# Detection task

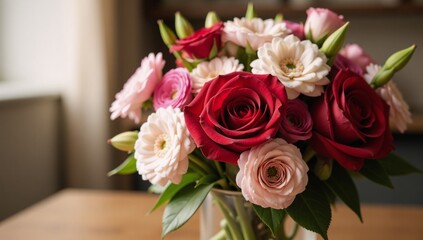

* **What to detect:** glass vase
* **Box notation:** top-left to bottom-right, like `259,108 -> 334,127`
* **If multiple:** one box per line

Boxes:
200,188 -> 316,240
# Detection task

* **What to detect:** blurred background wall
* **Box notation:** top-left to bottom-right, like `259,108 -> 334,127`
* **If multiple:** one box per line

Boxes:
0,0 -> 422,220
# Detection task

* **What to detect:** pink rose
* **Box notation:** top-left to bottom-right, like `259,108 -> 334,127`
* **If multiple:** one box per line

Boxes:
184,72 -> 287,165
339,44 -> 374,73
284,20 -> 305,40
304,8 -> 345,43
236,138 -> 309,209
278,99 -> 313,143
110,53 -> 165,124
153,68 -> 193,110
170,22 -> 223,59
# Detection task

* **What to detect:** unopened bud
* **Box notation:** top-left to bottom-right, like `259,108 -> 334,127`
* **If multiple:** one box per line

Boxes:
158,20 -> 177,46
175,12 -> 194,39
245,3 -> 257,20
205,11 -> 220,28
274,13 -> 284,22
208,40 -> 218,59
370,68 -> 395,88
384,44 -> 416,72
320,22 -> 350,58
371,45 -> 416,88
314,156 -> 333,181
108,131 -> 138,152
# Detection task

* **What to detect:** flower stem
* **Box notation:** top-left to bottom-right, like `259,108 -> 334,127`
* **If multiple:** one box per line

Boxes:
189,153 -> 216,174
213,161 -> 225,179
226,174 -> 240,191
215,178 -> 230,190
210,229 -> 226,240
213,193 -> 243,240
234,197 -> 256,240
188,159 -> 208,176
222,220 -> 234,240
303,146 -> 315,162
213,161 -> 231,190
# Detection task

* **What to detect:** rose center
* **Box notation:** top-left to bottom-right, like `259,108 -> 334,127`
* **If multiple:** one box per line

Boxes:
266,166 -> 280,181
154,133 -> 170,157
287,115 -> 300,126
171,89 -> 179,100
280,58 -> 304,78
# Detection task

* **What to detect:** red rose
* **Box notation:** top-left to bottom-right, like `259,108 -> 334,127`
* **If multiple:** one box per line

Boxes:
184,72 -> 288,164
278,99 -> 313,143
170,22 -> 223,59
309,69 -> 394,171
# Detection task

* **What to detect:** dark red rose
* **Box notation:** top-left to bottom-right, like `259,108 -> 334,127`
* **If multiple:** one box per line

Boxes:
184,72 -> 288,164
170,22 -> 223,59
309,69 -> 394,171
278,99 -> 313,143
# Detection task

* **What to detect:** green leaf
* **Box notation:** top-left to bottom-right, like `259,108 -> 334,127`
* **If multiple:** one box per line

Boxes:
150,173 -> 200,213
107,154 -> 137,176
162,183 -> 214,238
320,181 -> 337,205
195,174 -> 218,188
360,160 -> 393,188
286,174 -> 331,240
326,162 -> 362,222
379,153 -> 422,176
252,204 -> 285,237
208,40 -> 218,59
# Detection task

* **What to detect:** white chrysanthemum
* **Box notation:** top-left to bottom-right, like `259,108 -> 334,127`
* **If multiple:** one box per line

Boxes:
190,57 -> 244,94
134,107 -> 196,186
251,35 -> 330,99
223,17 -> 290,51
364,64 -> 412,133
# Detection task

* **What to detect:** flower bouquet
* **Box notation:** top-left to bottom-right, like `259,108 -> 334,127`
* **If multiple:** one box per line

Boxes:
108,4 -> 420,240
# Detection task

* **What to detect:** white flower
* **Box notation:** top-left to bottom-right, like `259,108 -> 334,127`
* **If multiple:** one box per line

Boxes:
223,17 -> 290,51
236,138 -> 308,209
251,35 -> 330,99
190,57 -> 244,94
365,64 -> 412,133
134,107 -> 195,186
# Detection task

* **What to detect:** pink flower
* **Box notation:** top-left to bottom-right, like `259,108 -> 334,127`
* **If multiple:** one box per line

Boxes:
236,138 -> 308,209
153,68 -> 193,110
334,54 -> 364,77
284,20 -> 305,40
304,8 -> 345,42
340,44 -> 374,73
110,53 -> 165,124
279,99 -> 313,143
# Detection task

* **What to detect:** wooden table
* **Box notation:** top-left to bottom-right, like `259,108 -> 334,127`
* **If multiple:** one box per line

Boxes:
0,189 -> 422,240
